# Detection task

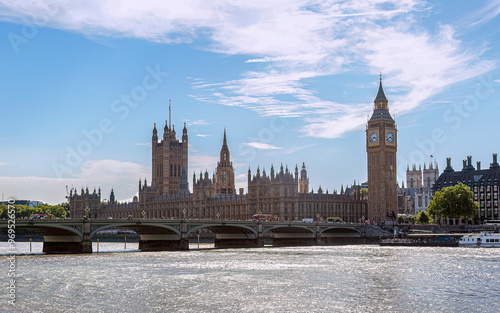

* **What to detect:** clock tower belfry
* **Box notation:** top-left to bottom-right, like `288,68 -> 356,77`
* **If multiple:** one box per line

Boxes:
366,75 -> 398,222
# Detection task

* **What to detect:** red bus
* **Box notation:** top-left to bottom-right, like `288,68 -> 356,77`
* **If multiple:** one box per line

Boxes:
252,214 -> 276,221
30,213 -> 50,219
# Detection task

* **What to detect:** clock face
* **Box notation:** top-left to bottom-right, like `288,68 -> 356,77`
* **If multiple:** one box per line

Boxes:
369,131 -> 378,144
386,131 -> 394,144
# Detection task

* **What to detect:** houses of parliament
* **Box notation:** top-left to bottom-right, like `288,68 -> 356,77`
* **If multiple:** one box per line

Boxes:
70,78 -> 397,222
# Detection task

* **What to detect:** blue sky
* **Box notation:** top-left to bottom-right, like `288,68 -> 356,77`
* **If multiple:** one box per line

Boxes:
0,0 -> 499,204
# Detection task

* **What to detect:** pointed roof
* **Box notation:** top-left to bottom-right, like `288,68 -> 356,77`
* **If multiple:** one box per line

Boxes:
374,74 -> 388,102
369,74 -> 393,122
223,128 -> 227,147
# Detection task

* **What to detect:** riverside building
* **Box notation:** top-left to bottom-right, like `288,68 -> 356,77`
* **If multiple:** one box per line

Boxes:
434,154 -> 500,222
70,107 -> 367,222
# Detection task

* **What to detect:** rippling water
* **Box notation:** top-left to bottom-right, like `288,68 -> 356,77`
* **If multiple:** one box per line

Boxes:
1,243 -> 499,312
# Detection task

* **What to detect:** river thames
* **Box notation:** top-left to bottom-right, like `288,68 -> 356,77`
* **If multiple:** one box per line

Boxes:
1,243 -> 499,312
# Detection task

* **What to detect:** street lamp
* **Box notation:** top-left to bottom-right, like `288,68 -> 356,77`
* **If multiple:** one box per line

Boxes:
216,212 -> 220,220
274,215 -> 278,222
141,210 -> 145,218
183,208 -> 187,219
316,213 -> 320,221
85,207 -> 89,219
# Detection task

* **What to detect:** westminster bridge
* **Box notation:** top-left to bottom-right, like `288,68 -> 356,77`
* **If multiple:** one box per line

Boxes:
0,218 -> 390,253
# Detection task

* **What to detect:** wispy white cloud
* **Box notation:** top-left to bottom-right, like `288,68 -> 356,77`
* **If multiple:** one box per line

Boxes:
0,0 -> 496,139
73,159 -> 149,201
185,119 -> 216,126
0,176 -> 84,204
186,1 -> 495,138
235,173 -> 247,180
136,142 -> 152,147
457,0 -> 500,28
0,162 -> 7,166
0,159 -> 148,204
286,143 -> 319,154
190,154 -> 219,177
244,142 -> 282,150
196,134 -> 210,137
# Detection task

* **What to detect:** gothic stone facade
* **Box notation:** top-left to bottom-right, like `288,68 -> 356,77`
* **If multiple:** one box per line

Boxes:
70,107 -> 367,222
400,162 -> 439,215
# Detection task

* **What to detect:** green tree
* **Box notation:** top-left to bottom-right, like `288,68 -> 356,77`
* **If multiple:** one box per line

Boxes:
416,210 -> 433,224
407,215 -> 416,224
327,217 -> 343,223
360,188 -> 368,200
34,204 -> 67,219
428,183 -> 478,219
397,215 -> 404,223
59,202 -> 70,217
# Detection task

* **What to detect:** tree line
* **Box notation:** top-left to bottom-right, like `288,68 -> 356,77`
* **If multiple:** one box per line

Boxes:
0,203 -> 70,219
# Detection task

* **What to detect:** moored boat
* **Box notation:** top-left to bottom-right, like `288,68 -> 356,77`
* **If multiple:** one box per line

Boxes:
459,232 -> 500,247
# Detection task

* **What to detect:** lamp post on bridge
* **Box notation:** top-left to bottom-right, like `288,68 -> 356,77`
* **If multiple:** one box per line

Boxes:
141,210 -> 145,219
216,212 -> 220,220
84,207 -> 89,219
183,208 -> 187,220
316,213 -> 320,222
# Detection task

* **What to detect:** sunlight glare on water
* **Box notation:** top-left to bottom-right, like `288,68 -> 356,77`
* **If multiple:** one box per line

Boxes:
1,244 -> 498,313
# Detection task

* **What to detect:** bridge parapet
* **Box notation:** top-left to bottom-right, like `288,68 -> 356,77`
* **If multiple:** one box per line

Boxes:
0,219 -> 372,253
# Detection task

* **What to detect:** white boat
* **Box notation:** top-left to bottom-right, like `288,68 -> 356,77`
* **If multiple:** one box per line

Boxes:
459,232 -> 500,247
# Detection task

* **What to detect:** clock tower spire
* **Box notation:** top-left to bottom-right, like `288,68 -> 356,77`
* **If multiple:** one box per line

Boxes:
366,75 -> 398,222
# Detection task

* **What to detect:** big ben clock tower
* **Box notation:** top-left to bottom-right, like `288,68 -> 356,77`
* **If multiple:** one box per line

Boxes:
366,75 -> 398,222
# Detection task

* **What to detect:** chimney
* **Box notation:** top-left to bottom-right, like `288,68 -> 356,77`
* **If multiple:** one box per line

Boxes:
444,157 -> 454,172
462,159 -> 467,171
477,161 -> 481,170
491,153 -> 499,169
466,156 -> 474,170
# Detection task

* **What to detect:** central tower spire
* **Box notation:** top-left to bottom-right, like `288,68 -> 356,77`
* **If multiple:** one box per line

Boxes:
169,99 -> 172,131
223,127 -> 227,148
216,128 -> 235,194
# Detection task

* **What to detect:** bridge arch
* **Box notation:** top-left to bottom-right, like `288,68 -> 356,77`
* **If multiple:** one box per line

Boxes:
187,224 -> 258,238
320,227 -> 361,237
1,223 -> 84,240
262,225 -> 316,236
90,223 -> 181,239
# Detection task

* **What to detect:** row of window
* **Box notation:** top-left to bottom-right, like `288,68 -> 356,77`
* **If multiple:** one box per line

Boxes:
154,163 -> 185,177
250,188 -> 296,197
440,181 -> 499,189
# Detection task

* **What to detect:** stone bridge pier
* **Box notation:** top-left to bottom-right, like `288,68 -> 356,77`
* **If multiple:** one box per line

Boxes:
28,219 -> 93,254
